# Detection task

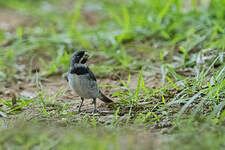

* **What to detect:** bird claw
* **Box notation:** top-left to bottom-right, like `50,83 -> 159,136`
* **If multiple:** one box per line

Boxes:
93,109 -> 98,114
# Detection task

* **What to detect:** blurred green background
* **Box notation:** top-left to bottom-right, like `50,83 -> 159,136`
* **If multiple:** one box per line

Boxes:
0,0 -> 224,79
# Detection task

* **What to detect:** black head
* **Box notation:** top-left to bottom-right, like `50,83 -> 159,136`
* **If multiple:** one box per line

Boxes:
70,50 -> 89,65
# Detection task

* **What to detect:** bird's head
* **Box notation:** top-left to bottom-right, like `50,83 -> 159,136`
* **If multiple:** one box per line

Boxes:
70,50 -> 89,65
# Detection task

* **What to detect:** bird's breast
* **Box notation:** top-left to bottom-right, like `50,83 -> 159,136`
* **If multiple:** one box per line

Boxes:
68,73 -> 100,99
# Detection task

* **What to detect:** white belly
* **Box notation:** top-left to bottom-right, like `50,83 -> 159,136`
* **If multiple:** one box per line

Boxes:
68,73 -> 100,99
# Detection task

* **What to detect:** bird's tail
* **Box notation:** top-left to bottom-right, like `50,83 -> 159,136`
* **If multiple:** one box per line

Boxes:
99,91 -> 113,103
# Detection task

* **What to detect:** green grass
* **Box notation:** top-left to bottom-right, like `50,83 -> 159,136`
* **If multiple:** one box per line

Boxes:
1,0 -> 225,149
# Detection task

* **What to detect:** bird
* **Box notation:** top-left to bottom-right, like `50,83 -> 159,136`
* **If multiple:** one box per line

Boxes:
65,50 -> 113,113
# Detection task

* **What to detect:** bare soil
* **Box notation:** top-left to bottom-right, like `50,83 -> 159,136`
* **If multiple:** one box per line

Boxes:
0,8 -> 34,32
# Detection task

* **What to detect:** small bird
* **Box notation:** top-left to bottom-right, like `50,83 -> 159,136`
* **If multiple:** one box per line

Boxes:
65,50 -> 113,113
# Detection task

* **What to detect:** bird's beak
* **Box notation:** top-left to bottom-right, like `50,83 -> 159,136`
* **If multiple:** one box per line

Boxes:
79,51 -> 89,64
84,51 -> 89,59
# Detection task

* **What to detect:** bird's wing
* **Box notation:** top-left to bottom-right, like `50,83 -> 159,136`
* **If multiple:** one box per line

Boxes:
86,67 -> 97,81
70,64 -> 96,81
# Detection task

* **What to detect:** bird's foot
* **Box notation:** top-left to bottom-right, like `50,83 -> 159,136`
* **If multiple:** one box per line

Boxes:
93,109 -> 98,114
78,107 -> 83,113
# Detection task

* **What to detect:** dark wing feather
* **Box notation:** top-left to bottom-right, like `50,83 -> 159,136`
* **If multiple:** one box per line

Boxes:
87,67 -> 96,81
70,64 -> 96,81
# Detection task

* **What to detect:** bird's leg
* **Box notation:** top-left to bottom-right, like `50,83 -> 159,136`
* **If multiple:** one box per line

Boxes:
93,98 -> 97,113
78,97 -> 84,113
